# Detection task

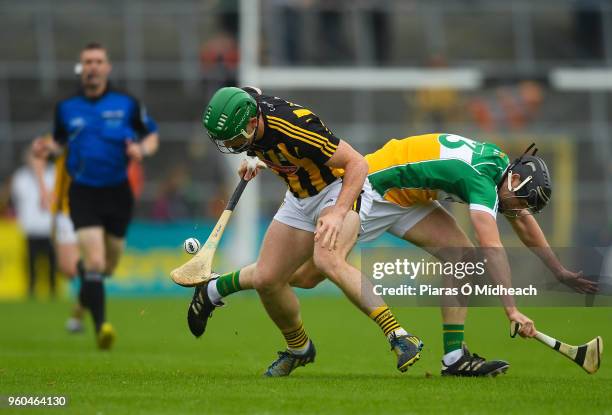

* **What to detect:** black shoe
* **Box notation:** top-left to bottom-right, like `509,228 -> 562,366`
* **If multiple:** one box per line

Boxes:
441,343 -> 509,377
187,274 -> 222,338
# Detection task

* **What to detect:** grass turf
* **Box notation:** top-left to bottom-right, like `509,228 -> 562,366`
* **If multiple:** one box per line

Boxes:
0,295 -> 610,414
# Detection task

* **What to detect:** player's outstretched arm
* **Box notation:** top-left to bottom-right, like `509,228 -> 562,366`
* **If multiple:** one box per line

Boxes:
506,214 -> 597,294
470,210 -> 537,337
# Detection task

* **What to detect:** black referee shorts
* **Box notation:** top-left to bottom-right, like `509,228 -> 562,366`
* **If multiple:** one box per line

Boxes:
69,181 -> 134,238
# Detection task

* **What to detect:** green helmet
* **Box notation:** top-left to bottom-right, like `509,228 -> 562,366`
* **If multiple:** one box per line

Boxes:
202,87 -> 258,153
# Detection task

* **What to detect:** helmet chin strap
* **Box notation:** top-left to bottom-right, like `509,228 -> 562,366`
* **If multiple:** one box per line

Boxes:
239,108 -> 260,152
224,111 -> 260,154
240,127 -> 255,141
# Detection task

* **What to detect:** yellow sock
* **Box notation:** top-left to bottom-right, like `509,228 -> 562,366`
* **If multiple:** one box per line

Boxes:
370,306 -> 401,337
282,323 -> 310,354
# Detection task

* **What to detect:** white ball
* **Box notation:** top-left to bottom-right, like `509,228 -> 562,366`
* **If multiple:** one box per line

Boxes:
183,237 -> 201,255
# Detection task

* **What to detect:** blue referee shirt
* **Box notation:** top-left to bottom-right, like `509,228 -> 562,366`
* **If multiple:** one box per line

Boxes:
53,86 -> 158,187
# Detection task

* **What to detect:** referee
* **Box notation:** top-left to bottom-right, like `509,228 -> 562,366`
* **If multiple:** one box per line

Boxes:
53,42 -> 159,349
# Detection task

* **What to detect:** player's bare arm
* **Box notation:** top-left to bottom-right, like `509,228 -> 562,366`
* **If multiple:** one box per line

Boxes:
315,140 -> 368,250
507,214 -> 597,293
470,210 -> 536,337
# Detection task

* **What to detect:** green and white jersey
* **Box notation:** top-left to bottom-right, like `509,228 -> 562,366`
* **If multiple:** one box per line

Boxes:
365,133 -> 510,218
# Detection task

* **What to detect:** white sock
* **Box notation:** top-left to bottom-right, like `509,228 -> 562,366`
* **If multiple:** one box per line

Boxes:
65,317 -> 83,332
288,340 -> 311,355
206,279 -> 223,305
443,349 -> 463,366
387,327 -> 408,341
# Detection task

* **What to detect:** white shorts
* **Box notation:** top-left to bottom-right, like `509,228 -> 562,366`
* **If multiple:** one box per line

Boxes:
274,179 -> 346,233
273,178 -> 439,242
358,184 -> 440,242
55,213 -> 77,245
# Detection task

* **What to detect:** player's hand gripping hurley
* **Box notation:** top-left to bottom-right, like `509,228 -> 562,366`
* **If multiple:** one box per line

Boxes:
171,178 -> 249,287
510,321 -> 603,374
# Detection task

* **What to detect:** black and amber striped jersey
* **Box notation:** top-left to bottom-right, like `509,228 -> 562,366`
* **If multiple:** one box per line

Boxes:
244,88 -> 343,198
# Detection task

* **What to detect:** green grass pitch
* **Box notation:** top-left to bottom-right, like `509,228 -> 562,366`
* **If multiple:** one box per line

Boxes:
1,294 -> 610,414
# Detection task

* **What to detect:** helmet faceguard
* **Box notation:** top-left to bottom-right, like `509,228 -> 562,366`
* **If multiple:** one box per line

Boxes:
499,144 -> 552,218
208,114 -> 260,154
202,87 -> 259,154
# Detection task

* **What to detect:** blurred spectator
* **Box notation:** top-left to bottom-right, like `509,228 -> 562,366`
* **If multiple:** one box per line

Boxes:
151,164 -> 191,221
268,0 -> 313,65
408,54 -> 463,131
573,0 -> 604,60
315,1 -> 351,64
469,80 -> 544,132
10,150 -> 56,298
268,0 -> 390,66
316,0 -> 390,65
357,0 -> 391,65
200,32 -> 239,96
185,133 -> 230,220
206,187 -> 230,219
200,7 -> 239,98
218,0 -> 239,37
127,160 -> 145,201
0,175 -> 12,217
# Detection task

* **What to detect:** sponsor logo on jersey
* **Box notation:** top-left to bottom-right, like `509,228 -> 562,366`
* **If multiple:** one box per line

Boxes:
102,110 -> 125,119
